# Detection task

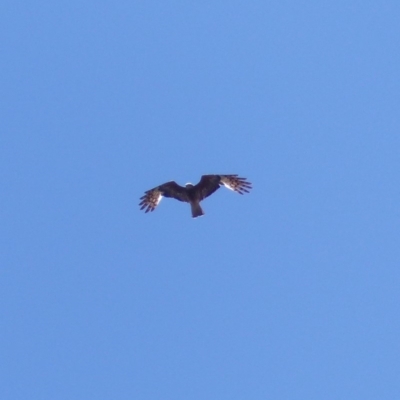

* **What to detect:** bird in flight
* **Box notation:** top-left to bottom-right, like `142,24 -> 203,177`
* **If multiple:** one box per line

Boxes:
139,174 -> 252,218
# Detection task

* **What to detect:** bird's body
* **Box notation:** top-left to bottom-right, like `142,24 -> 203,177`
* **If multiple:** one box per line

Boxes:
139,174 -> 252,218
182,183 -> 204,217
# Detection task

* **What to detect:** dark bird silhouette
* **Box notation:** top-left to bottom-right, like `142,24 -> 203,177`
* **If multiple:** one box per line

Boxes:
139,174 -> 252,218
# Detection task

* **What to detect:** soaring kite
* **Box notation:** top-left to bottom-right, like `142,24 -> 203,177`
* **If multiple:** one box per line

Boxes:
139,174 -> 252,218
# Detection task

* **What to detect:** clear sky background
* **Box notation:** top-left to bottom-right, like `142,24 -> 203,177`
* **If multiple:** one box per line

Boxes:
1,1 -> 399,399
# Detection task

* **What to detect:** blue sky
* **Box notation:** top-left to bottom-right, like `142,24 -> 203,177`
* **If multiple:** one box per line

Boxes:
1,1 -> 400,399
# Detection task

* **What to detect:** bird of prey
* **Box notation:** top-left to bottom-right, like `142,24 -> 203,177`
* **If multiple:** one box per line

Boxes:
139,174 -> 252,218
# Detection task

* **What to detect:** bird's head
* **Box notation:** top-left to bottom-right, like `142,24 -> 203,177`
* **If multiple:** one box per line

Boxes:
185,183 -> 194,188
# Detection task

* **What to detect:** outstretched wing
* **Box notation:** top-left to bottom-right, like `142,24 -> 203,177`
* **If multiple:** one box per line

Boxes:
139,181 -> 189,213
194,174 -> 252,200
220,174 -> 252,194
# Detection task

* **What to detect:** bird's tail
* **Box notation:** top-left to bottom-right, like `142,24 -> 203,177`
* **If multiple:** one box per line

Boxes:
191,201 -> 204,218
